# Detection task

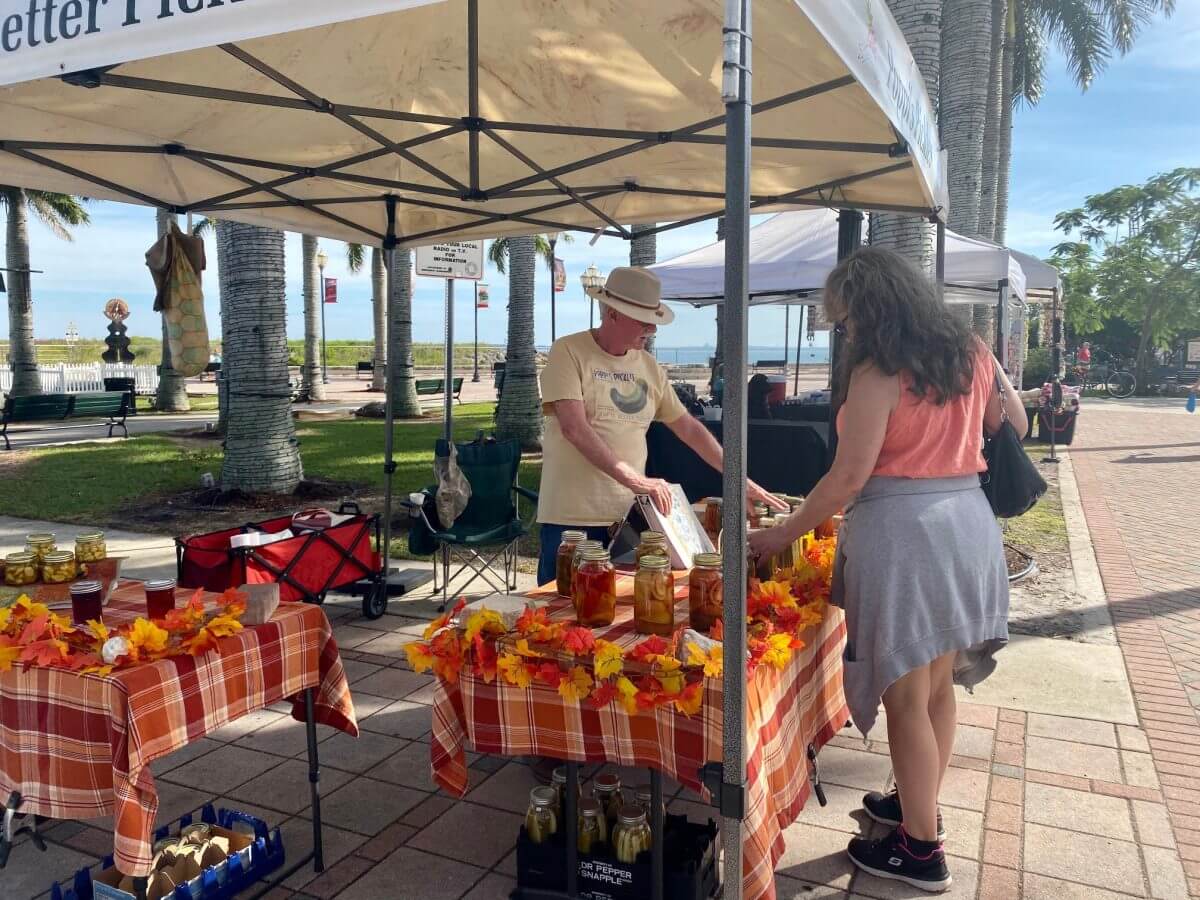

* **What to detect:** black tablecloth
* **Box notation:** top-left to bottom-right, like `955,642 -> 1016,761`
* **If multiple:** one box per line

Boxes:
645,418 -> 832,501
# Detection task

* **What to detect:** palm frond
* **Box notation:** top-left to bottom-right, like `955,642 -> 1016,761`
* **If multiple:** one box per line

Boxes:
487,238 -> 509,275
191,217 -> 215,237
26,191 -> 90,241
347,242 -> 365,273
1097,0 -> 1174,54
1034,0 -> 1110,89
1012,2 -> 1047,106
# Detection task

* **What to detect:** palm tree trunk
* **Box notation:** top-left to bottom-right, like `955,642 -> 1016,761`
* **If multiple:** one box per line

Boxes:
495,235 -> 542,448
630,224 -> 658,352
993,12 -> 1015,245
3,187 -> 40,397
388,247 -> 422,418
220,222 -> 303,493
978,0 -> 1007,239
370,247 -> 388,392
940,0 -> 992,237
869,0 -> 940,272
215,220 -> 233,433
300,235 -> 326,401
154,209 -> 191,412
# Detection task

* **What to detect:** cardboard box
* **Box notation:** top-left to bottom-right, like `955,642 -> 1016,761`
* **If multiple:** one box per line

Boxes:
91,825 -> 254,900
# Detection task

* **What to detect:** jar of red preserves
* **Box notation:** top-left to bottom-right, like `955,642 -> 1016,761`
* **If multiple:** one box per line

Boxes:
573,547 -> 616,628
555,530 -> 586,597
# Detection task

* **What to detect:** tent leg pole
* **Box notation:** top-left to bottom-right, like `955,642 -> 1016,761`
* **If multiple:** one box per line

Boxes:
380,198 -> 399,585
828,210 -> 863,460
935,219 -> 946,300
720,0 -> 752,897
794,305 -> 803,396
445,279 -> 454,442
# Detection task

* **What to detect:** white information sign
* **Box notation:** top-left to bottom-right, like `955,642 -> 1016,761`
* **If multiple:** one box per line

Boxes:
415,241 -> 484,280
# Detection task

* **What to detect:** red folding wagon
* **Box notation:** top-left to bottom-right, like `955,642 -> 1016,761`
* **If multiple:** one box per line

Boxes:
176,504 -> 389,619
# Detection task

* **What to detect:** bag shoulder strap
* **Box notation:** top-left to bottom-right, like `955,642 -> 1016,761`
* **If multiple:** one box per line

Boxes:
991,356 -> 1009,425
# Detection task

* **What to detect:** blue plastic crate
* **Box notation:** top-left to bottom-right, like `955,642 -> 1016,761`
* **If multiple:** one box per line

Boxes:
49,804 -> 285,900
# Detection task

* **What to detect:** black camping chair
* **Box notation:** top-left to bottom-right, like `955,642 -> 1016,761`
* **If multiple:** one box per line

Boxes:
404,436 -> 537,610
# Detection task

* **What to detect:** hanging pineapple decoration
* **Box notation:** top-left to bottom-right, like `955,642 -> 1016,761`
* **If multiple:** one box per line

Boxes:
101,297 -> 135,364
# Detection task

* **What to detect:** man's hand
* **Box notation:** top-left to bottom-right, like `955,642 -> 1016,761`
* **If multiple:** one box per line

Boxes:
629,475 -> 674,515
747,479 -> 789,512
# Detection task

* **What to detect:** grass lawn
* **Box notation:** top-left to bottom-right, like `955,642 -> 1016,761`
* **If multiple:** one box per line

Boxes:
1000,443 -> 1069,555
141,393 -> 220,414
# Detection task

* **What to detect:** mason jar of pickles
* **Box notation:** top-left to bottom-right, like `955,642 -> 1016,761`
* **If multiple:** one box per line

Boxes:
4,551 -> 38,586
634,555 -> 675,636
591,773 -> 624,830
688,553 -> 723,632
612,808 -> 652,864
525,786 -> 558,845
577,798 -> 606,854
551,765 -> 582,822
41,550 -> 77,584
25,533 -> 56,563
555,530 -> 586,597
74,532 -> 107,563
573,547 -> 616,628
634,531 -> 668,565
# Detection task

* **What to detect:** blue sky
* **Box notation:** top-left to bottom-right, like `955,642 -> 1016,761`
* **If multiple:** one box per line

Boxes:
5,4 -> 1196,349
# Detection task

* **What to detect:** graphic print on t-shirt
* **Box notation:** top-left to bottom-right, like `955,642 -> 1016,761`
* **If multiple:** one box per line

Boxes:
591,368 -> 651,422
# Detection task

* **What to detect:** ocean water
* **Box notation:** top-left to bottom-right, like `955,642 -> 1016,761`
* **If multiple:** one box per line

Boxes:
652,346 -> 830,366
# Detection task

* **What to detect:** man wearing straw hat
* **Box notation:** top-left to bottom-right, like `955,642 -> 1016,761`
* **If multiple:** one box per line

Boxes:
535,266 -> 783,587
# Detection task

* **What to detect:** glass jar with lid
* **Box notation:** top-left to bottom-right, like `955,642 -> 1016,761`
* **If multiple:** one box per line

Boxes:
41,550 -> 77,584
555,530 -> 586,597
525,786 -> 558,845
69,580 -> 104,625
577,798 -> 606,853
703,497 -> 723,535
591,773 -> 624,829
633,783 -> 667,823
633,555 -> 675,636
25,532 -> 56,563
612,807 -> 652,864
688,553 -> 723,632
74,532 -> 107,563
573,547 -> 616,628
4,551 -> 38,586
551,765 -> 582,821
634,531 -> 668,565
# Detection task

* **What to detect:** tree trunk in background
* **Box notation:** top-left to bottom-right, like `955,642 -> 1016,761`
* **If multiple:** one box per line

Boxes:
370,247 -> 387,391
495,236 -> 542,448
630,223 -> 658,353
154,209 -> 191,411
3,187 -> 40,397
978,0 -> 1007,239
940,0 -> 991,237
215,219 -> 234,433
869,0 -> 940,272
300,235 -> 326,401
388,247 -> 422,418
994,11 -> 1015,245
220,223 -> 303,493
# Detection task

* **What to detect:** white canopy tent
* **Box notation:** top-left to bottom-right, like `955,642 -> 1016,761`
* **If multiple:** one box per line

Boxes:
0,2 -> 948,896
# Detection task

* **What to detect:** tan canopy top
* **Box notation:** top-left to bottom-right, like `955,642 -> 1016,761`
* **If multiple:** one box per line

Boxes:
0,0 -> 946,247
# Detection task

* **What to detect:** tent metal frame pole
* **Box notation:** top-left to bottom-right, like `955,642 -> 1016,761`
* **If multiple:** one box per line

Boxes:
445,278 -> 455,442
718,0 -> 752,895
794,305 -> 804,395
827,209 -> 863,459
784,304 -> 790,384
935,219 -> 947,300
467,0 -> 481,197
380,196 -> 399,589
995,278 -> 1010,367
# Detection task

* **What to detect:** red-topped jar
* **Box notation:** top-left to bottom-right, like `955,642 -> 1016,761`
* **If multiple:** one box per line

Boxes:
144,578 -> 177,620
69,580 -> 104,626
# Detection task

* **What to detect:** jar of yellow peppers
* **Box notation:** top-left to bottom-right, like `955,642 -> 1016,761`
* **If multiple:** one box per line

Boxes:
4,551 -> 38,587
75,532 -> 107,563
25,532 -> 56,562
41,550 -> 78,584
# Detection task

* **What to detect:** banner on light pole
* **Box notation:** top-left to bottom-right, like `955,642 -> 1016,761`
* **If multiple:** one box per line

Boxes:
323,278 -> 338,303
477,284 -> 490,308
553,258 -> 566,293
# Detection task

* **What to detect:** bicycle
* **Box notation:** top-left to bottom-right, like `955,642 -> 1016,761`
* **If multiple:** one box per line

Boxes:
1063,351 -> 1137,398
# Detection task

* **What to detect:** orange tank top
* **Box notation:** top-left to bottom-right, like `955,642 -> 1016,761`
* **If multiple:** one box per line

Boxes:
841,342 -> 993,479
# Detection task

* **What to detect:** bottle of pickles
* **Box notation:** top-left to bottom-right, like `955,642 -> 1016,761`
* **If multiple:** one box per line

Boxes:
577,798 -> 606,854
525,786 -> 558,845
633,555 -> 675,636
612,808 -> 652,864
591,773 -> 624,831
634,531 -> 668,564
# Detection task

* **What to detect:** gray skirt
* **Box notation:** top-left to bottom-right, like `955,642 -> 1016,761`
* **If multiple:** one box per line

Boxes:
831,475 -> 1009,736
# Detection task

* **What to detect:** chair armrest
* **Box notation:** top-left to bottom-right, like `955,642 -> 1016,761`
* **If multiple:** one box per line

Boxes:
513,485 -> 539,503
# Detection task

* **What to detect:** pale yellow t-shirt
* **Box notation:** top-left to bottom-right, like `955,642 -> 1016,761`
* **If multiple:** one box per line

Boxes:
537,330 -> 687,526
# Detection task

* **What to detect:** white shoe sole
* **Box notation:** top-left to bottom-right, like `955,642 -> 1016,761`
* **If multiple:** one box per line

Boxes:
848,855 -> 953,893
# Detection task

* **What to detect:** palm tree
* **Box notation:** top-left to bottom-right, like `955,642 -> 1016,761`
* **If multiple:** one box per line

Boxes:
869,0 -> 941,272
493,235 -> 542,448
220,222 -> 303,493
388,246 -> 422,418
192,217 -> 232,431
486,233 -> 573,277
978,0 -> 1009,240
941,0 -> 993,240
154,209 -> 192,412
300,235 -> 326,401
348,243 -> 388,392
2,188 -> 89,396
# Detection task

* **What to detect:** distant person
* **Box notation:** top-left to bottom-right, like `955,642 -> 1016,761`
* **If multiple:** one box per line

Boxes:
748,373 -> 773,419
1077,341 -> 1092,368
749,247 -> 1026,893
710,364 -> 725,406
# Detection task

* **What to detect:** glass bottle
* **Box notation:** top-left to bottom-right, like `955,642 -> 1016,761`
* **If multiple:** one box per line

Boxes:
573,547 -> 616,628
25,532 -> 56,563
612,807 -> 652,864
571,539 -> 603,594
551,765 -> 581,821
634,530 -> 668,565
40,550 -> 77,584
633,555 -> 675,636
577,798 -> 606,854
555,530 -> 586,597
688,553 -> 723,632
4,551 -> 38,586
633,783 -> 667,823
74,532 -> 107,563
591,773 -> 624,830
525,786 -> 558,845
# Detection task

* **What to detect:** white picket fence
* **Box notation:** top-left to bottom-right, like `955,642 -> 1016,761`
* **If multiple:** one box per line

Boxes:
0,363 -> 160,395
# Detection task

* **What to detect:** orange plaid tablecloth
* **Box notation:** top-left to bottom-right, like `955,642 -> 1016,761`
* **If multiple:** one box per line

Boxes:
431,574 -> 849,900
0,581 -> 357,877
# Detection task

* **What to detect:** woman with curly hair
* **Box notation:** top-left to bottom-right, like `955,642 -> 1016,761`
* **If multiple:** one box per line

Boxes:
749,247 -> 1026,892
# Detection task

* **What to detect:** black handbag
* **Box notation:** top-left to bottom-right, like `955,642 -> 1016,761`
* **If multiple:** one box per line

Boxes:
980,363 -> 1047,518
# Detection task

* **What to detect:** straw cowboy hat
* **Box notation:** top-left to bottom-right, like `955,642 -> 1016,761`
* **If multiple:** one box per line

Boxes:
584,266 -> 676,325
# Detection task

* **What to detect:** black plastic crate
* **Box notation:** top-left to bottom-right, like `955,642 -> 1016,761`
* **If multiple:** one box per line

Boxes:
1037,407 -> 1078,445
515,814 -> 719,900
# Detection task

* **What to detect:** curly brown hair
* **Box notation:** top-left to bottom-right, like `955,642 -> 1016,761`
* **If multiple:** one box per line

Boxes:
824,246 -> 977,405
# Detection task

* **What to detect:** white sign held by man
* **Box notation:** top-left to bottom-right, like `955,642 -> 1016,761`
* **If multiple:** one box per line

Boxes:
415,241 -> 484,280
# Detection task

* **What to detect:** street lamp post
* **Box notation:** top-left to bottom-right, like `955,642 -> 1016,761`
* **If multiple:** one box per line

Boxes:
580,264 -> 603,330
472,281 -> 481,383
548,232 -> 559,342
316,247 -> 329,384
64,322 -> 79,363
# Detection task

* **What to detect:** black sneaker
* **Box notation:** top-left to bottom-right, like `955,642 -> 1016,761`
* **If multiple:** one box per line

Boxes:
847,826 -> 952,893
862,789 -> 946,841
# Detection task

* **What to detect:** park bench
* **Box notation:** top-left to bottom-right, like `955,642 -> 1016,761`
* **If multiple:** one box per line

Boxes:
415,377 -> 464,403
753,358 -> 788,372
356,360 -> 375,379
1,391 -> 130,450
